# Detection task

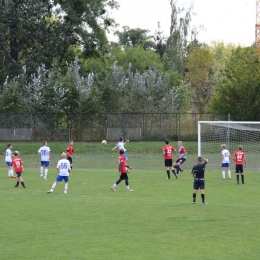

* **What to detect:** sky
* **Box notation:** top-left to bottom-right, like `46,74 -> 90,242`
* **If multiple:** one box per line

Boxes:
108,0 -> 256,46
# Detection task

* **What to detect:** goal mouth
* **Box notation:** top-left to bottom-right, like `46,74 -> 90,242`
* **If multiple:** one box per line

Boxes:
198,121 -> 260,171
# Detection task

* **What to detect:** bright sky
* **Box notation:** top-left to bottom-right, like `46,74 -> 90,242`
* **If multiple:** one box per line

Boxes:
109,0 -> 255,46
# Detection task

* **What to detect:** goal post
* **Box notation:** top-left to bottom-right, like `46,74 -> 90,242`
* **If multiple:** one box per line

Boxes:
198,121 -> 260,171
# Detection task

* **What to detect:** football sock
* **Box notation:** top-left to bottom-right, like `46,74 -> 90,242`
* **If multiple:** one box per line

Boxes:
51,182 -> 57,190
44,169 -> 48,177
193,193 -> 196,202
228,170 -> 231,178
236,175 -> 239,183
40,166 -> 43,174
222,171 -> 225,179
201,194 -> 205,202
15,182 -> 19,187
175,165 -> 180,174
64,183 -> 68,191
241,175 -> 244,184
21,182 -> 25,188
167,170 -> 170,178
8,170 -> 11,176
172,169 -> 176,176
126,185 -> 130,189
11,170 -> 13,176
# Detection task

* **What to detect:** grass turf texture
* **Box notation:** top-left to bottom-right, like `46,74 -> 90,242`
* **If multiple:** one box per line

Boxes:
1,142 -> 260,260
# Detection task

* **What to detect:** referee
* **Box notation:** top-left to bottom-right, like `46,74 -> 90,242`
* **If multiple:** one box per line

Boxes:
191,157 -> 208,204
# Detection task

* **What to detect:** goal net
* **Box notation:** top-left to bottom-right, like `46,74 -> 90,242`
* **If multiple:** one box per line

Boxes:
198,121 -> 260,171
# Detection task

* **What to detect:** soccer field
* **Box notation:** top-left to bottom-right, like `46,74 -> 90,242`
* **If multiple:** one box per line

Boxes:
1,142 -> 260,260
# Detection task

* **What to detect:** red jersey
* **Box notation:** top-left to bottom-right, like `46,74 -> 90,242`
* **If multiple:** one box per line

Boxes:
234,150 -> 245,165
12,157 -> 23,172
66,145 -> 75,158
163,145 -> 176,159
118,154 -> 127,173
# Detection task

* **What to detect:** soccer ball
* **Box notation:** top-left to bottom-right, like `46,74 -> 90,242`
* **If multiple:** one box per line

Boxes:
102,140 -> 107,145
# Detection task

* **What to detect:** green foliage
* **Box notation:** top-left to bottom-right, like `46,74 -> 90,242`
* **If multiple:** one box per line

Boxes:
209,46 -> 260,120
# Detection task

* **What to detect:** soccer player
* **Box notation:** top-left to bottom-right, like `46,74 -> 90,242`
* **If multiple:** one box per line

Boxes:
173,141 -> 187,175
47,152 -> 71,194
110,149 -> 133,192
66,140 -> 77,175
234,145 -> 246,184
5,143 -> 15,178
112,137 -> 129,161
37,140 -> 51,180
221,144 -> 231,180
163,139 -> 177,179
191,157 -> 208,204
12,151 -> 26,188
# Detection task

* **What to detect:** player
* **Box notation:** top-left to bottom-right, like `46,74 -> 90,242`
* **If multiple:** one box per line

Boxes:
66,140 -> 77,175
5,143 -> 15,178
112,137 -> 129,161
191,157 -> 208,204
37,140 -> 51,180
163,139 -> 177,179
234,145 -> 246,184
110,149 -> 133,192
173,141 -> 187,175
47,152 -> 71,194
12,151 -> 26,188
221,144 -> 231,180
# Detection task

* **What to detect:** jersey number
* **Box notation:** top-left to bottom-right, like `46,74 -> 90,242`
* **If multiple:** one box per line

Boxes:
60,163 -> 68,169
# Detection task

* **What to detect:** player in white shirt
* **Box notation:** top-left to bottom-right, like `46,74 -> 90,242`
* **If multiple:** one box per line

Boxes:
47,152 -> 71,194
37,140 -> 51,180
112,137 -> 129,161
221,144 -> 231,180
5,143 -> 15,178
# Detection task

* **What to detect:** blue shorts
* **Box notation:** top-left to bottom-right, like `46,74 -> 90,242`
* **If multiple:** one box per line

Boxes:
56,175 -> 69,182
6,162 -> 12,166
41,161 -> 50,167
222,163 -> 230,168
123,153 -> 128,160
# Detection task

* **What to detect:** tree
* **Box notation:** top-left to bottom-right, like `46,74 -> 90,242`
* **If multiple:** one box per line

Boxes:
209,47 -> 260,120
185,46 -> 216,113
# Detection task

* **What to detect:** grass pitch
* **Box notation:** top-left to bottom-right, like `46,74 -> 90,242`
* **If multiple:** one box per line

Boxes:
0,142 -> 260,260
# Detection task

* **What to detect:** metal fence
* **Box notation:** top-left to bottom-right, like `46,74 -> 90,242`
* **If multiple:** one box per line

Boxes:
0,113 -> 227,142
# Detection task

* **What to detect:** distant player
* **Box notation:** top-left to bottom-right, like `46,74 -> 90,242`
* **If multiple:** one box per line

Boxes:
173,141 -> 187,175
191,157 -> 208,204
47,152 -> 71,194
37,140 -> 51,180
110,149 -> 133,192
5,143 -> 15,178
221,144 -> 231,180
12,151 -> 26,188
163,139 -> 177,179
66,140 -> 77,175
234,145 -> 246,184
112,137 -> 129,161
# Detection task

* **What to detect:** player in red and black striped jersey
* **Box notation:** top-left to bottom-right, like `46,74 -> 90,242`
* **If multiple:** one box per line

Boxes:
163,139 -> 177,179
234,145 -> 246,184
12,151 -> 26,188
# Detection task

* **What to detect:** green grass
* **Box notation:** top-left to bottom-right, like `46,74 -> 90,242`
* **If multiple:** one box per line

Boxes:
0,142 -> 260,260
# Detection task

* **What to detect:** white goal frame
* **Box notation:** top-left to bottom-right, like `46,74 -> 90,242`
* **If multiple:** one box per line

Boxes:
198,121 -> 260,170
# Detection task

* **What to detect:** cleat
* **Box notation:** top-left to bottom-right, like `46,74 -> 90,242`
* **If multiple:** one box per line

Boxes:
40,174 -> 43,178
222,178 -> 225,180
202,202 -> 208,205
8,176 -> 11,178
23,186 -> 26,188
180,169 -> 184,172
14,185 -> 18,188
64,190 -> 67,194
126,188 -> 133,192
192,201 -> 196,204
229,178 -> 231,180
110,186 -> 116,191
166,177 -> 170,179
11,175 -> 16,178
44,176 -> 47,181
47,190 -> 53,193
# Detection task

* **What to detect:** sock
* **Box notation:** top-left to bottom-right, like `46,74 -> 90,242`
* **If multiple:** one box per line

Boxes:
8,170 -> 11,176
222,171 -> 225,179
201,194 -> 205,203
228,170 -> 231,179
236,175 -> 239,183
167,170 -> 170,178
11,170 -> 13,176
241,175 -> 244,184
51,182 -> 57,190
64,183 -> 68,191
21,182 -> 25,187
15,182 -> 19,187
40,167 -> 43,175
126,185 -> 130,189
172,169 -> 176,176
193,193 -> 196,202
44,169 -> 48,177
176,165 -> 180,174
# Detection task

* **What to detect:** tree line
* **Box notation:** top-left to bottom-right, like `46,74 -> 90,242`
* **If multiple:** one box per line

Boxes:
0,0 -> 259,120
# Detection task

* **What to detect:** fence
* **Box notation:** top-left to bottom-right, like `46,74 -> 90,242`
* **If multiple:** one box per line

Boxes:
0,113 -> 227,142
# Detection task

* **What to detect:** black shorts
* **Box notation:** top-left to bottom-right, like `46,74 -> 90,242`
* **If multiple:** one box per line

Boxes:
193,179 -> 205,190
176,158 -> 186,164
235,165 -> 243,174
119,173 -> 128,180
165,159 -> 173,167
67,157 -> 73,164
16,172 -> 22,177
